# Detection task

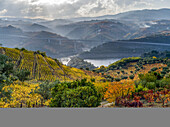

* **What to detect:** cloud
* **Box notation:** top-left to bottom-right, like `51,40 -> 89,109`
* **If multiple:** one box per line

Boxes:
0,0 -> 170,19
0,9 -> 8,15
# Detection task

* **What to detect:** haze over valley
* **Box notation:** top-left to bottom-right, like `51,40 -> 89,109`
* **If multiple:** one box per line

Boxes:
1,2 -> 170,66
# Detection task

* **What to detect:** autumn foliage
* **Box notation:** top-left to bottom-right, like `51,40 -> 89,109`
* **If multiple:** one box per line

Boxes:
104,80 -> 135,103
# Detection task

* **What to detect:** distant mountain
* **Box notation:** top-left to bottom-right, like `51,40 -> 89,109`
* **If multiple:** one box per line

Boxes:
55,20 -> 138,43
18,23 -> 52,32
19,31 -> 85,58
69,8 -> 170,22
0,27 -> 85,58
129,20 -> 170,39
79,33 -> 170,59
0,25 -> 23,35
130,32 -> 170,43
39,19 -> 73,29
0,19 -> 51,32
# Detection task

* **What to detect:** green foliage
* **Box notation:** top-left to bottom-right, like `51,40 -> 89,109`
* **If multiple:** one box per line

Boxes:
129,75 -> 135,80
20,48 -> 26,51
15,69 -> 30,82
0,54 -> 16,84
86,67 -> 89,71
121,75 -> 128,80
151,67 -> 158,72
115,78 -> 121,82
146,82 -> 156,90
50,79 -> 102,107
36,80 -> 60,100
108,57 -> 141,70
0,54 -> 18,99
90,78 -> 96,82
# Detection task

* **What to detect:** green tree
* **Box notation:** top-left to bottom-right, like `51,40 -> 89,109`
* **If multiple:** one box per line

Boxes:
50,79 -> 102,107
15,69 -> 30,82
36,80 -> 60,100
0,54 -> 17,99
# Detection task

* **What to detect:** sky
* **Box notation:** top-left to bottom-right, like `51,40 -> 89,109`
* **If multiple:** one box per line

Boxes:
0,0 -> 170,19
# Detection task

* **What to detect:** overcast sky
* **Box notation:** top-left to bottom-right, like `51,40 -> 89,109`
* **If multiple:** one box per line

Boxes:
0,0 -> 170,19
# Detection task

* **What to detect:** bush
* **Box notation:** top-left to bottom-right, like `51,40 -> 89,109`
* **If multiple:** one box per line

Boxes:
20,48 -> 26,51
86,67 -> 89,71
90,78 -> 95,82
15,69 -> 30,82
115,78 -> 121,82
129,75 -> 135,80
35,80 -> 59,100
151,67 -> 158,72
161,70 -> 167,75
121,75 -> 128,80
146,82 -> 156,90
50,79 -> 102,107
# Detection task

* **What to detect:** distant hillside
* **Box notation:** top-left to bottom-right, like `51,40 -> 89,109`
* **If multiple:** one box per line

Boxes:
22,31 -> 85,58
19,23 -> 52,32
130,32 -> 170,43
0,25 -> 23,35
0,19 -> 51,32
115,8 -> 170,21
141,50 -> 170,58
79,33 -> 170,59
0,47 -> 103,82
69,8 -> 170,22
39,19 -> 73,29
0,29 -> 85,58
55,20 -> 137,42
129,20 -> 170,39
67,57 -> 97,70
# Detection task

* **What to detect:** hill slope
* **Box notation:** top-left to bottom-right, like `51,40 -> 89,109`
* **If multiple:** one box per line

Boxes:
0,29 -> 85,58
0,47 -> 103,82
79,33 -> 170,59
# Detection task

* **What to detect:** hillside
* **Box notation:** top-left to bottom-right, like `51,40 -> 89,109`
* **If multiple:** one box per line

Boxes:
67,57 -> 97,70
55,20 -> 137,42
130,32 -> 170,43
95,57 -> 169,82
79,33 -> 170,59
0,29 -> 85,58
0,47 -> 104,82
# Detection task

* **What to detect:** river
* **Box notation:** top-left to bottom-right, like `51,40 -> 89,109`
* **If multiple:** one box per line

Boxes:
59,56 -> 120,67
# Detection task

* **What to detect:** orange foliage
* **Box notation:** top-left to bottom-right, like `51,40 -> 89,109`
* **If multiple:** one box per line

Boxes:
104,80 -> 135,103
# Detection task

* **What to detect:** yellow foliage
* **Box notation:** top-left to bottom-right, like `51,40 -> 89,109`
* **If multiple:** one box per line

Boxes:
1,81 -> 43,108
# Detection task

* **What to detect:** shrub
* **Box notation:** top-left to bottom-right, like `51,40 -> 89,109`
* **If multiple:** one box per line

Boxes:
151,67 -> 158,72
115,78 -> 121,82
50,79 -> 102,107
146,82 -> 156,90
129,75 -> 135,80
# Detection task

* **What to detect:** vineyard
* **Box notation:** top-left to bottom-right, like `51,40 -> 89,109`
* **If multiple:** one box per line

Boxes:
0,47 -> 104,82
0,46 -> 170,108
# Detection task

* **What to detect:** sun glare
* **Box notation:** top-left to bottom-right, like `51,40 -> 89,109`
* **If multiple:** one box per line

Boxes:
33,0 -> 78,5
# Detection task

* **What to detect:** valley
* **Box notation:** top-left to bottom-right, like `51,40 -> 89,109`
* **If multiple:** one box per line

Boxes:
0,8 -> 170,108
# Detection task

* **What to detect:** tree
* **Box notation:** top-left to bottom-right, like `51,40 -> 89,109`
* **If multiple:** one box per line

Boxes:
129,75 -> 135,80
50,79 -> 102,107
104,81 -> 135,103
36,80 -> 59,100
0,54 -> 17,99
15,69 -> 30,82
0,54 -> 18,85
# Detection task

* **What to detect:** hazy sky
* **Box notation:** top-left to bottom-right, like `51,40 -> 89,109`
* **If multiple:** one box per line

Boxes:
0,0 -> 170,19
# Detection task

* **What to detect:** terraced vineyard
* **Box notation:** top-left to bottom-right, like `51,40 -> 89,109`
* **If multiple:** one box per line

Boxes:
0,47 -> 104,82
